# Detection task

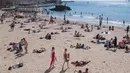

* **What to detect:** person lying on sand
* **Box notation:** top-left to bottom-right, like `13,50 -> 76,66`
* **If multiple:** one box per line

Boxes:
8,63 -> 23,70
33,48 -> 46,53
91,39 -> 105,44
74,68 -> 89,73
75,43 -> 91,50
123,34 -> 129,39
94,34 -> 105,40
118,40 -> 125,49
71,61 -> 91,67
105,39 -> 115,49
45,33 -> 51,40
123,36 -> 130,44
8,42 -> 23,54
50,32 -> 59,35
84,28 -> 91,32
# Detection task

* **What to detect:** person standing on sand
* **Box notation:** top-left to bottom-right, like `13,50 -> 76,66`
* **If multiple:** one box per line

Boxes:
62,49 -> 70,69
126,26 -> 129,34
10,22 -> 15,31
114,36 -> 117,48
49,47 -> 57,69
20,38 -> 28,54
0,17 -> 3,24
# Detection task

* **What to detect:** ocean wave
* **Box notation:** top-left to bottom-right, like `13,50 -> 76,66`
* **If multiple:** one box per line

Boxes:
97,1 -> 129,6
53,14 -> 130,27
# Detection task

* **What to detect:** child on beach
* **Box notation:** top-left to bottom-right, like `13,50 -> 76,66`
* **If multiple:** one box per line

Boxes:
49,47 -> 57,69
62,49 -> 70,69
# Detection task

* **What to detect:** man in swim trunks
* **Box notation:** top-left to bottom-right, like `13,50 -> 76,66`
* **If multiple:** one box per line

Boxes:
23,38 -> 28,54
19,38 -> 28,54
62,49 -> 70,69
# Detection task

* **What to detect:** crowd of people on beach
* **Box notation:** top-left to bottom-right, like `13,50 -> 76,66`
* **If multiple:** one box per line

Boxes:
1,10 -> 130,73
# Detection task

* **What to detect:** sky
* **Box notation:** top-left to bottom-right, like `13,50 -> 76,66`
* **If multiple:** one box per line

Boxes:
62,0 -> 127,1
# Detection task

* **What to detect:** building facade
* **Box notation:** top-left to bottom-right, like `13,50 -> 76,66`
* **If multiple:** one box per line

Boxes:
0,0 -> 61,9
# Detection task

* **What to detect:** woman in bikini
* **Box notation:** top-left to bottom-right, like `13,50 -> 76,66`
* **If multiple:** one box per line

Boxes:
62,49 -> 70,69
49,47 -> 57,69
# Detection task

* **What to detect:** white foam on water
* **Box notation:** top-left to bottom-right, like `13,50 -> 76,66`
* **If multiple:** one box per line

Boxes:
97,1 -> 129,5
52,13 -> 130,27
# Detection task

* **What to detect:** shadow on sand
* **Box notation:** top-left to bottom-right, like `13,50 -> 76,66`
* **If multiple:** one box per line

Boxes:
15,53 -> 25,59
44,67 -> 55,73
59,68 -> 68,73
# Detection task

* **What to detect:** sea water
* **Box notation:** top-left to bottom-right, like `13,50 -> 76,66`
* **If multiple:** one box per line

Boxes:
42,1 -> 130,27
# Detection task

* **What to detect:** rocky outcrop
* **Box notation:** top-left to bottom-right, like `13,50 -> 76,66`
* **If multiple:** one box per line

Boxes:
50,5 -> 71,11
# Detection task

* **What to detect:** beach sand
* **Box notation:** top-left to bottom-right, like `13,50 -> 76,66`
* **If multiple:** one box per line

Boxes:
0,11 -> 130,73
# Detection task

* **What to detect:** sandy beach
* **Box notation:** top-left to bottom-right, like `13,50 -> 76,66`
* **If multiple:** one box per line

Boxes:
0,10 -> 130,73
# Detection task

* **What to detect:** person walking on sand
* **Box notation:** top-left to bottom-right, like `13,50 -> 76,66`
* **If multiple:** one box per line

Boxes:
114,36 -> 117,51
62,49 -> 70,69
126,26 -> 129,34
49,47 -> 57,69
10,22 -> 15,31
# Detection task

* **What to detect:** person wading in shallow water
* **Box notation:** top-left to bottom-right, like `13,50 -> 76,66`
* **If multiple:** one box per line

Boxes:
123,20 -> 125,26
62,48 -> 70,69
